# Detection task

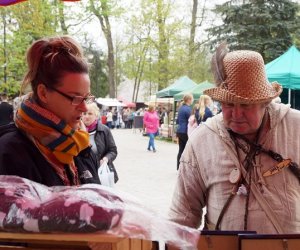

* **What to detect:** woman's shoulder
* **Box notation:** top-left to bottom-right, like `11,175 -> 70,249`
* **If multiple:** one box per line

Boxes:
0,124 -> 28,146
97,122 -> 109,132
0,125 -> 39,161
96,123 -> 114,137
205,107 -> 213,115
178,104 -> 190,112
0,124 -> 48,175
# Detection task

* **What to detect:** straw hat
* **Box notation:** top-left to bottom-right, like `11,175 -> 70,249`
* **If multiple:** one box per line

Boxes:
204,47 -> 282,104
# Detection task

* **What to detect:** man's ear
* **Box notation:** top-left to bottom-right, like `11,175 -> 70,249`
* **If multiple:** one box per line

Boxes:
37,84 -> 48,104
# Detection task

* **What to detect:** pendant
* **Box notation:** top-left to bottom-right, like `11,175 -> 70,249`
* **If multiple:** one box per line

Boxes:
229,168 -> 241,184
237,184 -> 248,196
263,159 -> 291,177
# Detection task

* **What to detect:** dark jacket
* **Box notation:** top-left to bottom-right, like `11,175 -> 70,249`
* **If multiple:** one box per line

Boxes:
94,122 -> 118,182
0,123 -> 100,186
176,104 -> 192,134
0,102 -> 13,126
195,107 -> 213,125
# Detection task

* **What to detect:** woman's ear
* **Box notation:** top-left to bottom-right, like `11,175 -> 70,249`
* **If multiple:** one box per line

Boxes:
37,84 -> 48,104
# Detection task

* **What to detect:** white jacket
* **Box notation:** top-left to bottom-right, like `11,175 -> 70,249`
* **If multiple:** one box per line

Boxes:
169,102 -> 300,233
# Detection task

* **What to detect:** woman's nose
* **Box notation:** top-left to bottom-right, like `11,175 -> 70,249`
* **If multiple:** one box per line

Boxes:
77,100 -> 88,112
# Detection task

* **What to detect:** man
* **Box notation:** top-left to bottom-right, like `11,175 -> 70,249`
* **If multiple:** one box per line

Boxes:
169,44 -> 300,234
0,92 -> 13,126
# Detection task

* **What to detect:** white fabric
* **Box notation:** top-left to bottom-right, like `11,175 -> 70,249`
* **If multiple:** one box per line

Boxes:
96,98 -> 125,107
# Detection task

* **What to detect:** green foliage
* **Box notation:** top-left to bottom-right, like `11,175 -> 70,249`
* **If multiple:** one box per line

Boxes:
0,0 -> 59,97
84,46 -> 108,98
0,0 -> 215,100
167,36 -> 213,84
121,0 -> 206,92
208,0 -> 300,63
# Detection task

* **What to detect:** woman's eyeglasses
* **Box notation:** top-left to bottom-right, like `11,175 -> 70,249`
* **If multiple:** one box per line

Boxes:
46,86 -> 95,106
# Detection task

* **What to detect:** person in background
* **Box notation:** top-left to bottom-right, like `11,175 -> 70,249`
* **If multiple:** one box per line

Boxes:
106,108 -> 113,129
0,35 -> 100,186
122,108 -> 129,129
101,110 -> 107,125
212,102 -> 220,115
176,93 -> 193,170
169,44 -> 300,233
143,104 -> 159,153
160,107 -> 168,125
0,92 -> 13,126
195,94 -> 213,124
128,108 -> 135,129
187,104 -> 199,137
82,102 -> 118,183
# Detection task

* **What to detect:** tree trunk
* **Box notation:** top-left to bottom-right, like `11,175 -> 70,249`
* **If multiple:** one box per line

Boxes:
132,45 -> 147,102
58,2 -> 68,34
135,55 -> 146,102
1,10 -> 7,85
90,0 -> 116,98
106,19 -> 116,98
188,0 -> 198,79
157,0 -> 169,90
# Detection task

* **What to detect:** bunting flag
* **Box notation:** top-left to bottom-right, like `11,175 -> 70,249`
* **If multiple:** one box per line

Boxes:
0,0 -> 25,6
0,0 -> 80,6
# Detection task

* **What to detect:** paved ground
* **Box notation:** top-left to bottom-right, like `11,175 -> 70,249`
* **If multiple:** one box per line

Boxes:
111,128 -> 178,218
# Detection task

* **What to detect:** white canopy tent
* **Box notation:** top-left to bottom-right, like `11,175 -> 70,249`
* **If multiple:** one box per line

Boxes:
145,95 -> 174,106
96,98 -> 125,107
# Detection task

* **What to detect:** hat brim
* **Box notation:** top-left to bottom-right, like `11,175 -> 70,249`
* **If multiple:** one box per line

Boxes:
204,82 -> 282,104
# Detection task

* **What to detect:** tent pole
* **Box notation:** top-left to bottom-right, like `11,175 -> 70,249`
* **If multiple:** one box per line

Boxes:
288,89 -> 291,105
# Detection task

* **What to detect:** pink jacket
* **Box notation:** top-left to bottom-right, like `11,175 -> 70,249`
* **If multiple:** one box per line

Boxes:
143,111 -> 159,134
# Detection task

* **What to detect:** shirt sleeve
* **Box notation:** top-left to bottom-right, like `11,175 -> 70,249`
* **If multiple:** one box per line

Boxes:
169,141 -> 207,228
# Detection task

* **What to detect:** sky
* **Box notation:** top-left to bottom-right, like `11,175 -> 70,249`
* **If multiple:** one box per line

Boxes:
65,0 -> 300,53
65,0 -> 228,52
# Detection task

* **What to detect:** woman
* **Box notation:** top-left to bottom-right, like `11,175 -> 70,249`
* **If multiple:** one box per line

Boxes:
187,104 -> 199,137
82,102 -> 118,183
176,93 -> 193,170
143,105 -> 159,152
195,94 -> 213,124
0,35 -> 100,186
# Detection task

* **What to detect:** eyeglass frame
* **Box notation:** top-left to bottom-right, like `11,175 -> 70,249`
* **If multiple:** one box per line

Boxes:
45,85 -> 95,106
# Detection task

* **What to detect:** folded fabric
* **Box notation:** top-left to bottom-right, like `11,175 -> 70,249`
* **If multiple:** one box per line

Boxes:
0,175 -> 200,249
0,176 -> 123,233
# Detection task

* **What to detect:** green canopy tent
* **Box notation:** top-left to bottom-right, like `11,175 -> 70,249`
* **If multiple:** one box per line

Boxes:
155,76 -> 196,138
173,81 -> 214,101
266,45 -> 300,108
156,76 -> 197,98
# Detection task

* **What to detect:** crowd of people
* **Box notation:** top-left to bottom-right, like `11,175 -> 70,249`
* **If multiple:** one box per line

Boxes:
100,107 -> 135,129
0,35 -> 299,240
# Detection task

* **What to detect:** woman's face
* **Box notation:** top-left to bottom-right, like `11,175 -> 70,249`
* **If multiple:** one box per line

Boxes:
41,73 -> 91,129
187,97 -> 193,105
82,106 -> 97,126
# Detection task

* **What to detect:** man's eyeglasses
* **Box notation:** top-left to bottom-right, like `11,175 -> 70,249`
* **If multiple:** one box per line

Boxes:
46,86 -> 95,106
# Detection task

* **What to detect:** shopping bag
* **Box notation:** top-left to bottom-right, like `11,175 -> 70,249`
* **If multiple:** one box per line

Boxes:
98,162 -> 115,188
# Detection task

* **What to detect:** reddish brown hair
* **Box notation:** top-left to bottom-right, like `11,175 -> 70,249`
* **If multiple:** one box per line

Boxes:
21,36 -> 89,99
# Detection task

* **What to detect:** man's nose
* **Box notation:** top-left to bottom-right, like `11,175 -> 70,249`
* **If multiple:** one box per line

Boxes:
232,106 -> 243,118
